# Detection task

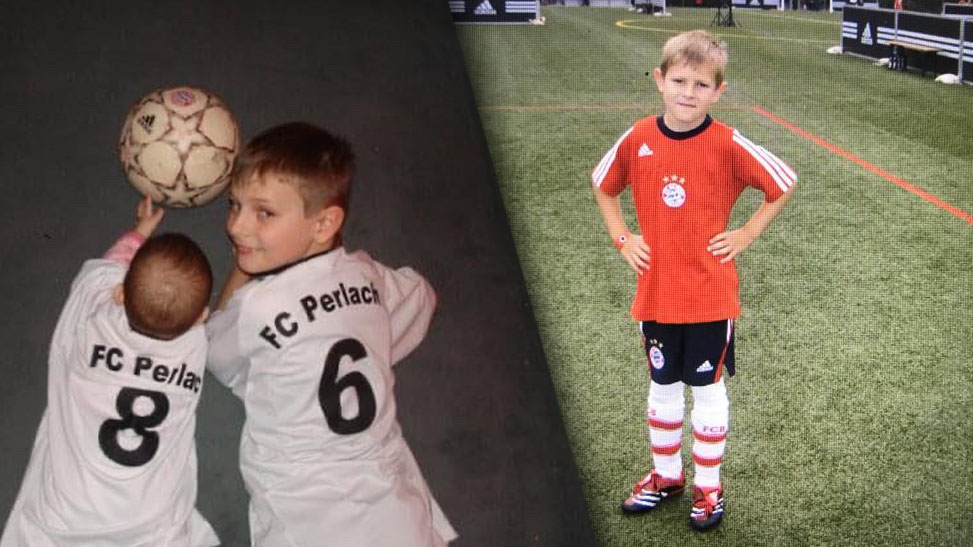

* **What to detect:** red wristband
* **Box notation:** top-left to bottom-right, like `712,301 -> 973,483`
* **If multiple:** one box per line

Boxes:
613,232 -> 630,251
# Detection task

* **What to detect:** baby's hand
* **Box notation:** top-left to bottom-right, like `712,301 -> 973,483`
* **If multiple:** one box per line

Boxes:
620,233 -> 651,275
707,228 -> 754,264
134,195 -> 165,238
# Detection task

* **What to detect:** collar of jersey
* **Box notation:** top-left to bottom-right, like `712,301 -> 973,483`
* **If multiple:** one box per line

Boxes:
656,114 -> 713,140
251,245 -> 341,279
128,322 -> 177,342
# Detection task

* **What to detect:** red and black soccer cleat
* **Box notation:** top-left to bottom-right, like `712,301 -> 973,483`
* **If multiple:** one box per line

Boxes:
689,484 -> 725,531
621,470 -> 686,514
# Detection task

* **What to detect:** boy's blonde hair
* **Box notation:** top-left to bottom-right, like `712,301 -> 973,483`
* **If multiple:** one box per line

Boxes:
659,30 -> 730,86
123,233 -> 212,340
230,122 -> 356,217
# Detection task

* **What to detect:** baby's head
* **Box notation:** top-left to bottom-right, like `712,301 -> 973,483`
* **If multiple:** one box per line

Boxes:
121,233 -> 212,340
659,30 -> 729,87
225,122 -> 356,274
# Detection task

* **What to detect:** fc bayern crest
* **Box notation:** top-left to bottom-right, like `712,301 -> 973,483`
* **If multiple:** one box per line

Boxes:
661,174 -> 686,208
649,346 -> 665,369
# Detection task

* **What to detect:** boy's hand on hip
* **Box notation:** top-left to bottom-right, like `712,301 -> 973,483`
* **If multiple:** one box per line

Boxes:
620,234 -> 651,275
707,228 -> 754,264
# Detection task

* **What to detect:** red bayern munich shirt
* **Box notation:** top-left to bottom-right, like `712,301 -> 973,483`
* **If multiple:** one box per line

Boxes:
592,115 -> 796,324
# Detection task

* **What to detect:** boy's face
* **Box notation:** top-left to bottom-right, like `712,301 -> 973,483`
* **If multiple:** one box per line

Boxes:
653,61 -> 726,132
226,173 -> 334,274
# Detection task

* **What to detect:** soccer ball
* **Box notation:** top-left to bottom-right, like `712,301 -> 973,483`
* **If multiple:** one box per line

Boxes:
119,86 -> 240,208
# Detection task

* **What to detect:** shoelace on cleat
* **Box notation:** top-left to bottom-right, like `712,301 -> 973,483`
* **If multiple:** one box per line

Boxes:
633,476 -> 655,495
692,488 -> 722,518
634,473 -> 666,495
634,472 -> 682,496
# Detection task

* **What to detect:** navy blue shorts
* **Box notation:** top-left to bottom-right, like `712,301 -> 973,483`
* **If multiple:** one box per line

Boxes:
640,319 -> 735,386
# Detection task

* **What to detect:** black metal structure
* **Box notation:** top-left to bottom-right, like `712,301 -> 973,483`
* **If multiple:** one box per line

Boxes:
712,0 -> 738,26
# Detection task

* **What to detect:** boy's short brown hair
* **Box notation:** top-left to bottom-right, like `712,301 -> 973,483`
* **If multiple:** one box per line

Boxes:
659,30 -> 730,86
230,122 -> 356,217
123,233 -> 212,340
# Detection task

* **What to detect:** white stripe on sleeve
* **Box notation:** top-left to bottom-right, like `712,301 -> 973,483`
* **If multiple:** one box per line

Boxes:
732,130 -> 796,193
592,126 -> 634,187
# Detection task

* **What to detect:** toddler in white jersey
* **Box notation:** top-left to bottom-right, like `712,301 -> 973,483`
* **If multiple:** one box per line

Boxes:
206,122 -> 457,547
1,197 -> 219,547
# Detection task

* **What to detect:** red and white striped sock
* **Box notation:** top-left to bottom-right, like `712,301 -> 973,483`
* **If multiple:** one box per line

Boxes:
647,380 -> 685,480
691,379 -> 729,488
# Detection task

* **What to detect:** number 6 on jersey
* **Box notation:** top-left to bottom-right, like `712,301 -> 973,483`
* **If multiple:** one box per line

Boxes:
318,338 -> 377,435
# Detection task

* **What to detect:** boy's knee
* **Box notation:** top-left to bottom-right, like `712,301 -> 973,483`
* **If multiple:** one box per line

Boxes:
648,380 -> 685,408
690,379 -> 728,411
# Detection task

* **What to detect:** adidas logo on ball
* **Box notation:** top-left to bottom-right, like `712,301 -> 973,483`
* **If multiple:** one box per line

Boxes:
137,114 -> 156,133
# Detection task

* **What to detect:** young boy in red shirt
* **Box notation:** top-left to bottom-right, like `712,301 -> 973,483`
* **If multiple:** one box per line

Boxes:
592,30 -> 795,531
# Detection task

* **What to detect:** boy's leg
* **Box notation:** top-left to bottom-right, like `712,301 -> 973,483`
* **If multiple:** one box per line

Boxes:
690,379 -> 728,488
684,319 -> 734,531
647,380 -> 684,479
642,320 -> 687,479
622,321 -> 687,514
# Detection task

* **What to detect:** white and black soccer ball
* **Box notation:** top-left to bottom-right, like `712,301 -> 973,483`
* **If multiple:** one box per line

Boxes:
119,86 -> 240,208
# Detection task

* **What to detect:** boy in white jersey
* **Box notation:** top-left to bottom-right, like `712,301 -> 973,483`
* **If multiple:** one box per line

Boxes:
1,197 -> 219,547
206,122 -> 457,546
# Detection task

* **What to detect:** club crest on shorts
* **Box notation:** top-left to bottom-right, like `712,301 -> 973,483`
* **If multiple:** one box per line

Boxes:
649,345 -> 665,369
661,174 -> 686,208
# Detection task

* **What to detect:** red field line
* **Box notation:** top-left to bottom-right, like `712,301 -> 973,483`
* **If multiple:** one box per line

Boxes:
752,105 -> 973,226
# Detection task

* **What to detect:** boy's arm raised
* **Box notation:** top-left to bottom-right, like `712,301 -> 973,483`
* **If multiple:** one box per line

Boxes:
215,264 -> 252,311
103,196 -> 164,265
207,263 -> 253,398
206,292 -> 250,398
593,185 -> 651,275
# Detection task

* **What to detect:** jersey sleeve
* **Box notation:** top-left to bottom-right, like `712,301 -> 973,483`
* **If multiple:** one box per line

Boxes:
56,230 -> 143,339
50,259 -> 126,366
591,126 -> 635,196
730,129 -> 796,201
69,259 -> 126,303
103,230 -> 146,265
379,266 -> 437,366
205,286 -> 252,399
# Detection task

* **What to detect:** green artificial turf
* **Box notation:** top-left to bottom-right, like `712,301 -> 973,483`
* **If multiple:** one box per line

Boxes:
455,7 -> 972,547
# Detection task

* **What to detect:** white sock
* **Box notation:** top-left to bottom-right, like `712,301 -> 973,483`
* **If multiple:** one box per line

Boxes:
647,380 -> 685,479
691,379 -> 729,488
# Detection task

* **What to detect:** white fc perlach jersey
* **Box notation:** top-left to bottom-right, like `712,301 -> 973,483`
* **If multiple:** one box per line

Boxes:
206,247 -> 457,547
0,260 -> 219,547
